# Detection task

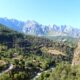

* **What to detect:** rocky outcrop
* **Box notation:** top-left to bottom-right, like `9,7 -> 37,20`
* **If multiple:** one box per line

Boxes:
72,41 -> 80,66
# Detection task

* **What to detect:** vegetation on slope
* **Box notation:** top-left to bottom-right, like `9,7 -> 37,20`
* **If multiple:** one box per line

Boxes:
0,23 -> 77,80
37,62 -> 80,80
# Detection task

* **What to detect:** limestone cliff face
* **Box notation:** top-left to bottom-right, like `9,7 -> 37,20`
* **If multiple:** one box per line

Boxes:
0,18 -> 80,37
72,41 -> 80,66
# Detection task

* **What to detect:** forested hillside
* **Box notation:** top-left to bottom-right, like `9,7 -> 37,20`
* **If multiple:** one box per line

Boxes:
0,24 -> 77,80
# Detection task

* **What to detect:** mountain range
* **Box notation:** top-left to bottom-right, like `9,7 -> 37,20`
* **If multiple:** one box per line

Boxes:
0,17 -> 80,38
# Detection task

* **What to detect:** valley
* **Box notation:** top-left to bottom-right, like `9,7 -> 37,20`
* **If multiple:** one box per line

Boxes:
0,0 -> 80,80
0,23 -> 80,80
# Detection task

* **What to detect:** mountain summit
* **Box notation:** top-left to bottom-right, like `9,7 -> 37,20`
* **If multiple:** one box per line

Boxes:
0,18 -> 80,38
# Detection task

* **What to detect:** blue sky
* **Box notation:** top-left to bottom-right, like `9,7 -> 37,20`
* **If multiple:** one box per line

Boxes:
0,0 -> 80,28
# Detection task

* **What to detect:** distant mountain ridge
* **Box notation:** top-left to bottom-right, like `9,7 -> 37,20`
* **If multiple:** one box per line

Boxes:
0,17 -> 80,38
0,18 -> 24,32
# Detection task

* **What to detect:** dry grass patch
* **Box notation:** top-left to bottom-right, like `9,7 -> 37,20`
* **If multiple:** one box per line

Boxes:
48,49 -> 65,56
13,55 -> 23,60
41,47 -> 65,56
0,60 -> 6,66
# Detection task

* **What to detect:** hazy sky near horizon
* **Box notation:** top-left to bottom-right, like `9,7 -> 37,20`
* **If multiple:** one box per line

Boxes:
0,0 -> 80,28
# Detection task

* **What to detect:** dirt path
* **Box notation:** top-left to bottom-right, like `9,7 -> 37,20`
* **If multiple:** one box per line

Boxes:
0,64 -> 13,76
32,66 -> 54,80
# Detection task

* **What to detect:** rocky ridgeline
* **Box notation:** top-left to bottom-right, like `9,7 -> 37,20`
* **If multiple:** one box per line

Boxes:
0,18 -> 80,37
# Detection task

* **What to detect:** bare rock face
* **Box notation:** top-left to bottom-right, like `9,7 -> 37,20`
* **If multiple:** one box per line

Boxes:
0,18 -> 80,37
72,41 -> 80,66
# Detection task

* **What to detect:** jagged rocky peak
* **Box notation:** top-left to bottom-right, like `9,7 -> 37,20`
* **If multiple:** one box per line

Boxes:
24,20 -> 40,28
23,20 -> 44,35
0,17 -> 80,37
